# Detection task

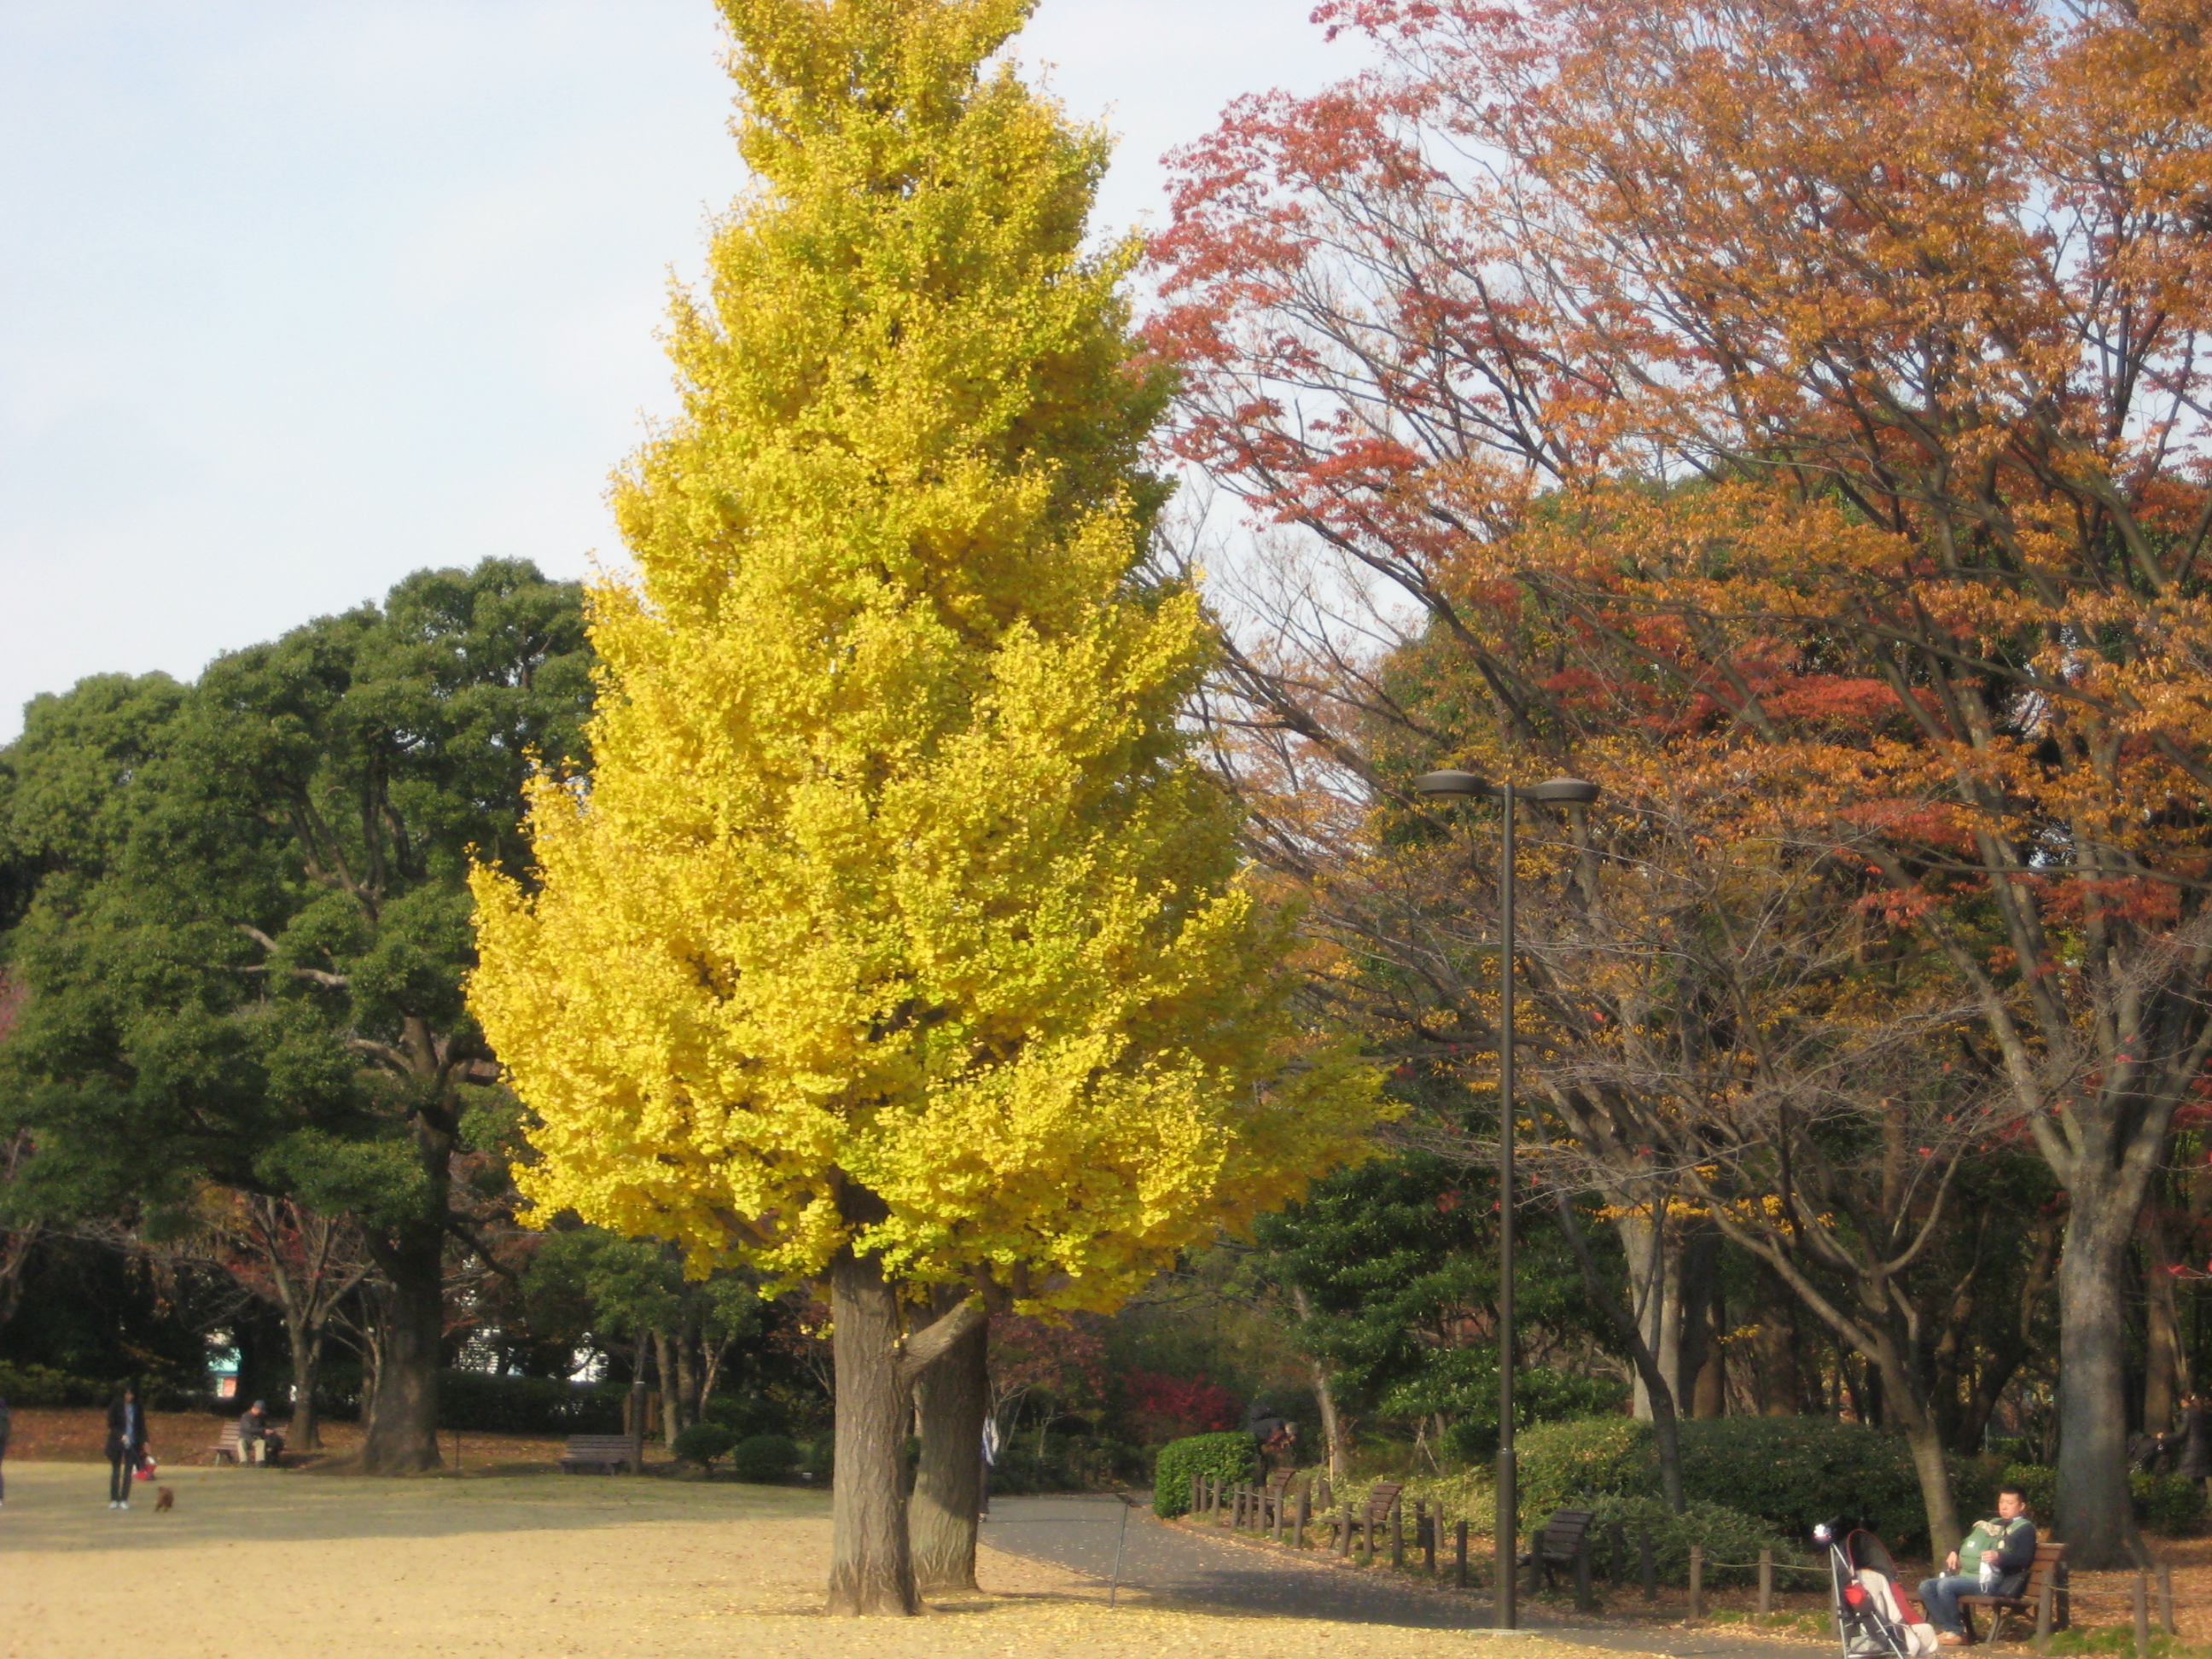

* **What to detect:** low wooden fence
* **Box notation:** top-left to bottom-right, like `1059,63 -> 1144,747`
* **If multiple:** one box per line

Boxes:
1180,1473 -> 2188,1656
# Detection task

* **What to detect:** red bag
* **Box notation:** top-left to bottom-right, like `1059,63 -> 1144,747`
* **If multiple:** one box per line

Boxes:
135,1456 -> 157,1481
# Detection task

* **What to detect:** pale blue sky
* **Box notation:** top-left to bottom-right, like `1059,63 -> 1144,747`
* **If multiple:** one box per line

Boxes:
0,1 -> 1365,739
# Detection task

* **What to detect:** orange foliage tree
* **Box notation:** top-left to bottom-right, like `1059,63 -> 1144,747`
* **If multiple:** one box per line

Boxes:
1153,0 -> 2212,1563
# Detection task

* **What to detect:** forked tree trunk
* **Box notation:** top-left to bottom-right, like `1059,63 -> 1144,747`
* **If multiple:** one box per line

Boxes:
285,1314 -> 327,1450
2058,1195 -> 2140,1566
911,1300 -> 987,1596
1289,1284 -> 1348,1481
359,1226 -> 443,1475
828,1243 -> 920,1616
1620,1211 -> 1684,1423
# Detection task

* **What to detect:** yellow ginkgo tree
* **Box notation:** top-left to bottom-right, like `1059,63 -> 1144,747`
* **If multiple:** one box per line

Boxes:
469,0 -> 1377,1615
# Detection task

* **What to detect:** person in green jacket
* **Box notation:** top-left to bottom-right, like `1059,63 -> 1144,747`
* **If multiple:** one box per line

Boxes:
1917,1486 -> 2037,1646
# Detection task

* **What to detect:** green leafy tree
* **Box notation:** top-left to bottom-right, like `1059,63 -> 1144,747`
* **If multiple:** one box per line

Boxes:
1254,1149 -> 1618,1464
0,560 -> 590,1471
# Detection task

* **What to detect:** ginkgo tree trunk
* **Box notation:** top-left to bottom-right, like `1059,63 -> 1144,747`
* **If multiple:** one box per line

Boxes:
469,0 -> 1377,1618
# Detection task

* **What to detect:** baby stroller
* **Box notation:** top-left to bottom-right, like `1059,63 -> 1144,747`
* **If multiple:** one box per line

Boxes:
1816,1523 -> 1939,1659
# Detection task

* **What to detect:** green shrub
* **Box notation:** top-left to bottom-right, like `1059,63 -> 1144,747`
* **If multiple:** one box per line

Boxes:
1675,1417 -> 1925,1550
730,1433 -> 800,1483
2133,1470 -> 2204,1536
673,1423 -> 737,1470
0,1362 -> 111,1407
1516,1417 -> 1661,1518
1586,1493 -> 1812,1587
1152,1430 -> 1254,1518
435,1371 -> 630,1435
1518,1416 -> 1931,1551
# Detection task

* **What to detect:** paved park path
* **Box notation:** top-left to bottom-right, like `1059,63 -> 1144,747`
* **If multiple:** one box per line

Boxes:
983,1494 -> 1807,1659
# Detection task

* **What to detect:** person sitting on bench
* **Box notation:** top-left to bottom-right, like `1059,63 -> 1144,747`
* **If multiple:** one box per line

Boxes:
238,1400 -> 269,1465
1917,1486 -> 2037,1647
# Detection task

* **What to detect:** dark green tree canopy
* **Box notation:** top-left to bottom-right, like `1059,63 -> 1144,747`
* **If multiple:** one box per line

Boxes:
0,561 -> 591,1470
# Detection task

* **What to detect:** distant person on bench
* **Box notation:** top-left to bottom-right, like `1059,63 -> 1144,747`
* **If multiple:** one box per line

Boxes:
238,1400 -> 268,1466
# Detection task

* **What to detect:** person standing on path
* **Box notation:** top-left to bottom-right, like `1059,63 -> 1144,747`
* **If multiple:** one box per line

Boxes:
104,1384 -> 147,1511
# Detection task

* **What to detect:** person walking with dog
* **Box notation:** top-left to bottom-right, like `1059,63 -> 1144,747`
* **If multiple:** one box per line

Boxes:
105,1383 -> 148,1511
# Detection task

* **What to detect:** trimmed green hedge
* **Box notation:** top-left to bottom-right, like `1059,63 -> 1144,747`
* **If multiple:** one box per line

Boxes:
731,1433 -> 800,1483
673,1423 -> 737,1470
1152,1431 -> 1254,1518
436,1371 -> 629,1435
1518,1416 -> 1928,1549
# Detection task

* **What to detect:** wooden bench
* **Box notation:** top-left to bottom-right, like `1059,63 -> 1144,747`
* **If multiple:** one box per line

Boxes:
1359,1480 -> 1404,1555
1521,1507 -> 1598,1591
1959,1541 -> 2068,1644
203,1423 -> 243,1465
1256,1469 -> 1295,1528
560,1434 -> 642,1474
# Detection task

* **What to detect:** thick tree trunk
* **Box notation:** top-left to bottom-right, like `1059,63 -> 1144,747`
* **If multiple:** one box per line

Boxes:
359,1225 -> 444,1475
827,1243 -> 920,1616
1677,1230 -> 1726,1417
1691,1256 -> 1727,1418
654,1330 -> 680,1449
678,1318 -> 704,1426
2142,1212 -> 2186,1435
1899,1397 -> 1962,1559
285,1314 -> 326,1451
911,1296 -> 987,1597
2058,1196 -> 2141,1567
1753,1263 -> 1801,1415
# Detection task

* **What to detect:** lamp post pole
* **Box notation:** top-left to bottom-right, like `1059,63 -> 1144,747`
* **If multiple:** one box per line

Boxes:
1413,771 -> 1599,1633
1496,780 -> 1518,1633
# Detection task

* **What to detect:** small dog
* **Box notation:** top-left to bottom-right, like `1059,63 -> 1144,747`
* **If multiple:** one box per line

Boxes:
154,1486 -> 175,1513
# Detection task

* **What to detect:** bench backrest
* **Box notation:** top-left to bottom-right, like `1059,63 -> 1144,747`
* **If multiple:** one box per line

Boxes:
1538,1508 -> 1596,1554
217,1423 -> 242,1447
566,1435 -> 635,1451
2018,1542 -> 2066,1601
1266,1470 -> 1294,1495
1364,1481 -> 1404,1521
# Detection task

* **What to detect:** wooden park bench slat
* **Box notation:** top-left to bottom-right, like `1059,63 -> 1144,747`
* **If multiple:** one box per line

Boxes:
1959,1541 -> 2068,1644
1520,1508 -> 1598,1590
201,1423 -> 243,1465
1257,1469 -> 1295,1528
560,1434 -> 641,1475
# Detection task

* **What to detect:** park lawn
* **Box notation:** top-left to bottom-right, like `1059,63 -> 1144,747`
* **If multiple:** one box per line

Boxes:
0,1460 -> 1625,1659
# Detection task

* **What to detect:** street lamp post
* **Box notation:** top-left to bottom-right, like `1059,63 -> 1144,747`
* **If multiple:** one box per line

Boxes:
1414,771 -> 1601,1631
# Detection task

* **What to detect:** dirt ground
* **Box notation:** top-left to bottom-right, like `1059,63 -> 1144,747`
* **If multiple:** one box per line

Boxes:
0,1461 -> 1633,1659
